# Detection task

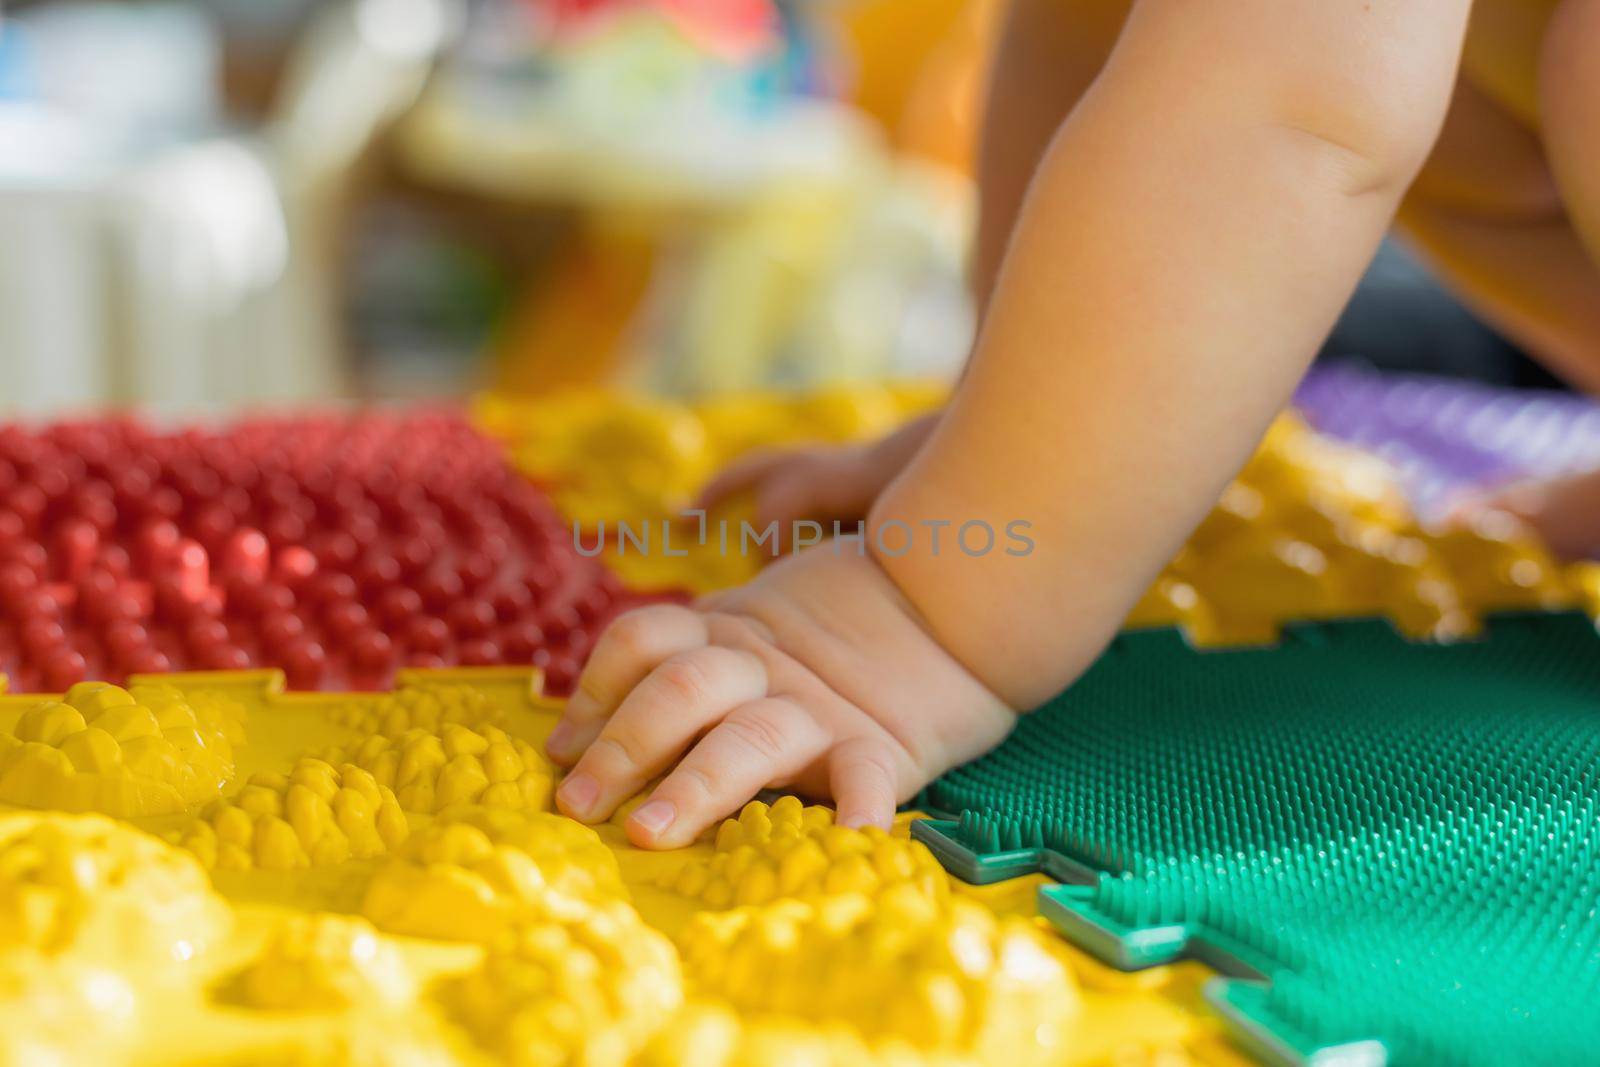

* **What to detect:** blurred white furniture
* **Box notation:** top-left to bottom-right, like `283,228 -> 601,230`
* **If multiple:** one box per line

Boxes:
0,0 -> 455,417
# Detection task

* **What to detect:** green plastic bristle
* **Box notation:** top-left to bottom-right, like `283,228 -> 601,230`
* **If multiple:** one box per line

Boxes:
917,613 -> 1600,1065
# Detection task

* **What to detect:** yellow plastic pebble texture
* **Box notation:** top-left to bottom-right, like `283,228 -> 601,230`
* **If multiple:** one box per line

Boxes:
0,809 -> 228,970
1125,417 -> 1582,644
323,722 -> 555,816
677,885 -> 1078,1066
654,795 -> 948,909
441,898 -> 684,1067
483,385 -> 1590,639
0,812 -> 229,1064
0,681 -> 243,817
363,807 -> 625,943
0,666 -> 1241,1066
479,381 -> 948,591
231,913 -> 415,1011
179,755 -> 411,873
326,683 -> 508,740
638,1002 -> 966,1067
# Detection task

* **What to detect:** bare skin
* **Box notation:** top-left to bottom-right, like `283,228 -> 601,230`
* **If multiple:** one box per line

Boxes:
706,0 -> 1600,555
1406,0 -> 1600,548
548,0 -> 1600,850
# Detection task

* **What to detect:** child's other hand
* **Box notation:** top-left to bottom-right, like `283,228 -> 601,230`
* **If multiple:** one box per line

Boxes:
695,413 -> 940,551
1446,471 -> 1600,560
545,544 -> 1014,848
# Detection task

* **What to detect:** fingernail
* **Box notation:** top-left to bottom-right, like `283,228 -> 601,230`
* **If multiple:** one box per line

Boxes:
557,773 -> 599,819
545,722 -> 575,759
837,810 -> 892,831
628,799 -> 676,836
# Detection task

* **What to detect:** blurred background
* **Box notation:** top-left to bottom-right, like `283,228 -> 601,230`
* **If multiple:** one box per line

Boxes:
0,0 -> 1557,417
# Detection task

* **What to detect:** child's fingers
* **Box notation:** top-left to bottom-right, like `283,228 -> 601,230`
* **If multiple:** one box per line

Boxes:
554,647 -> 769,822
548,604 -> 708,764
693,449 -> 791,511
752,474 -> 817,555
701,456 -> 829,556
623,698 -> 830,849
829,738 -> 899,830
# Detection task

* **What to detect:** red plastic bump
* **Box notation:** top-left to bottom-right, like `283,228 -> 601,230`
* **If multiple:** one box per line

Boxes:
273,545 -> 317,588
173,539 -> 211,603
222,528 -> 271,583
0,410 -> 690,692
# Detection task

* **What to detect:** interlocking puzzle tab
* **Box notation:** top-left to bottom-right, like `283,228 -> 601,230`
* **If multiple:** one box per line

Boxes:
916,613 -> 1600,1064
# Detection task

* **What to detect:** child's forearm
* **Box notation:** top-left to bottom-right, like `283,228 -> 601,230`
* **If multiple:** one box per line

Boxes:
872,0 -> 1471,709
972,0 -> 1125,312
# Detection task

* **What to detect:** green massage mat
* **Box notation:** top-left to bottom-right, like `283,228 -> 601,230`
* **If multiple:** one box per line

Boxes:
913,613 -> 1600,1066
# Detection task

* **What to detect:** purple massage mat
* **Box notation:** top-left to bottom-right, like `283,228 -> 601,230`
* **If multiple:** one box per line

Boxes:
1294,363 -> 1600,517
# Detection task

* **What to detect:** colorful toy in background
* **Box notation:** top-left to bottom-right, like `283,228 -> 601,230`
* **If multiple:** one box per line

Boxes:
539,0 -> 782,64
404,0 -> 988,400
498,0 -> 820,126
402,0 -> 883,398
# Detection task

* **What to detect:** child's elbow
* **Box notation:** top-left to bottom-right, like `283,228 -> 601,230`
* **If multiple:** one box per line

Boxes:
1121,0 -> 1469,199
1267,80 -> 1451,200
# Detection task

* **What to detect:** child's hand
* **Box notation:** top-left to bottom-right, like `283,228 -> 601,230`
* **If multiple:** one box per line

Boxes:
695,413 -> 940,551
1446,472 -> 1600,560
545,544 -> 1015,848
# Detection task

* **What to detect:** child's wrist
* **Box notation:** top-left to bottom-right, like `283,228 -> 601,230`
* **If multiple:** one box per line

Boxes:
861,498 -> 1033,712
